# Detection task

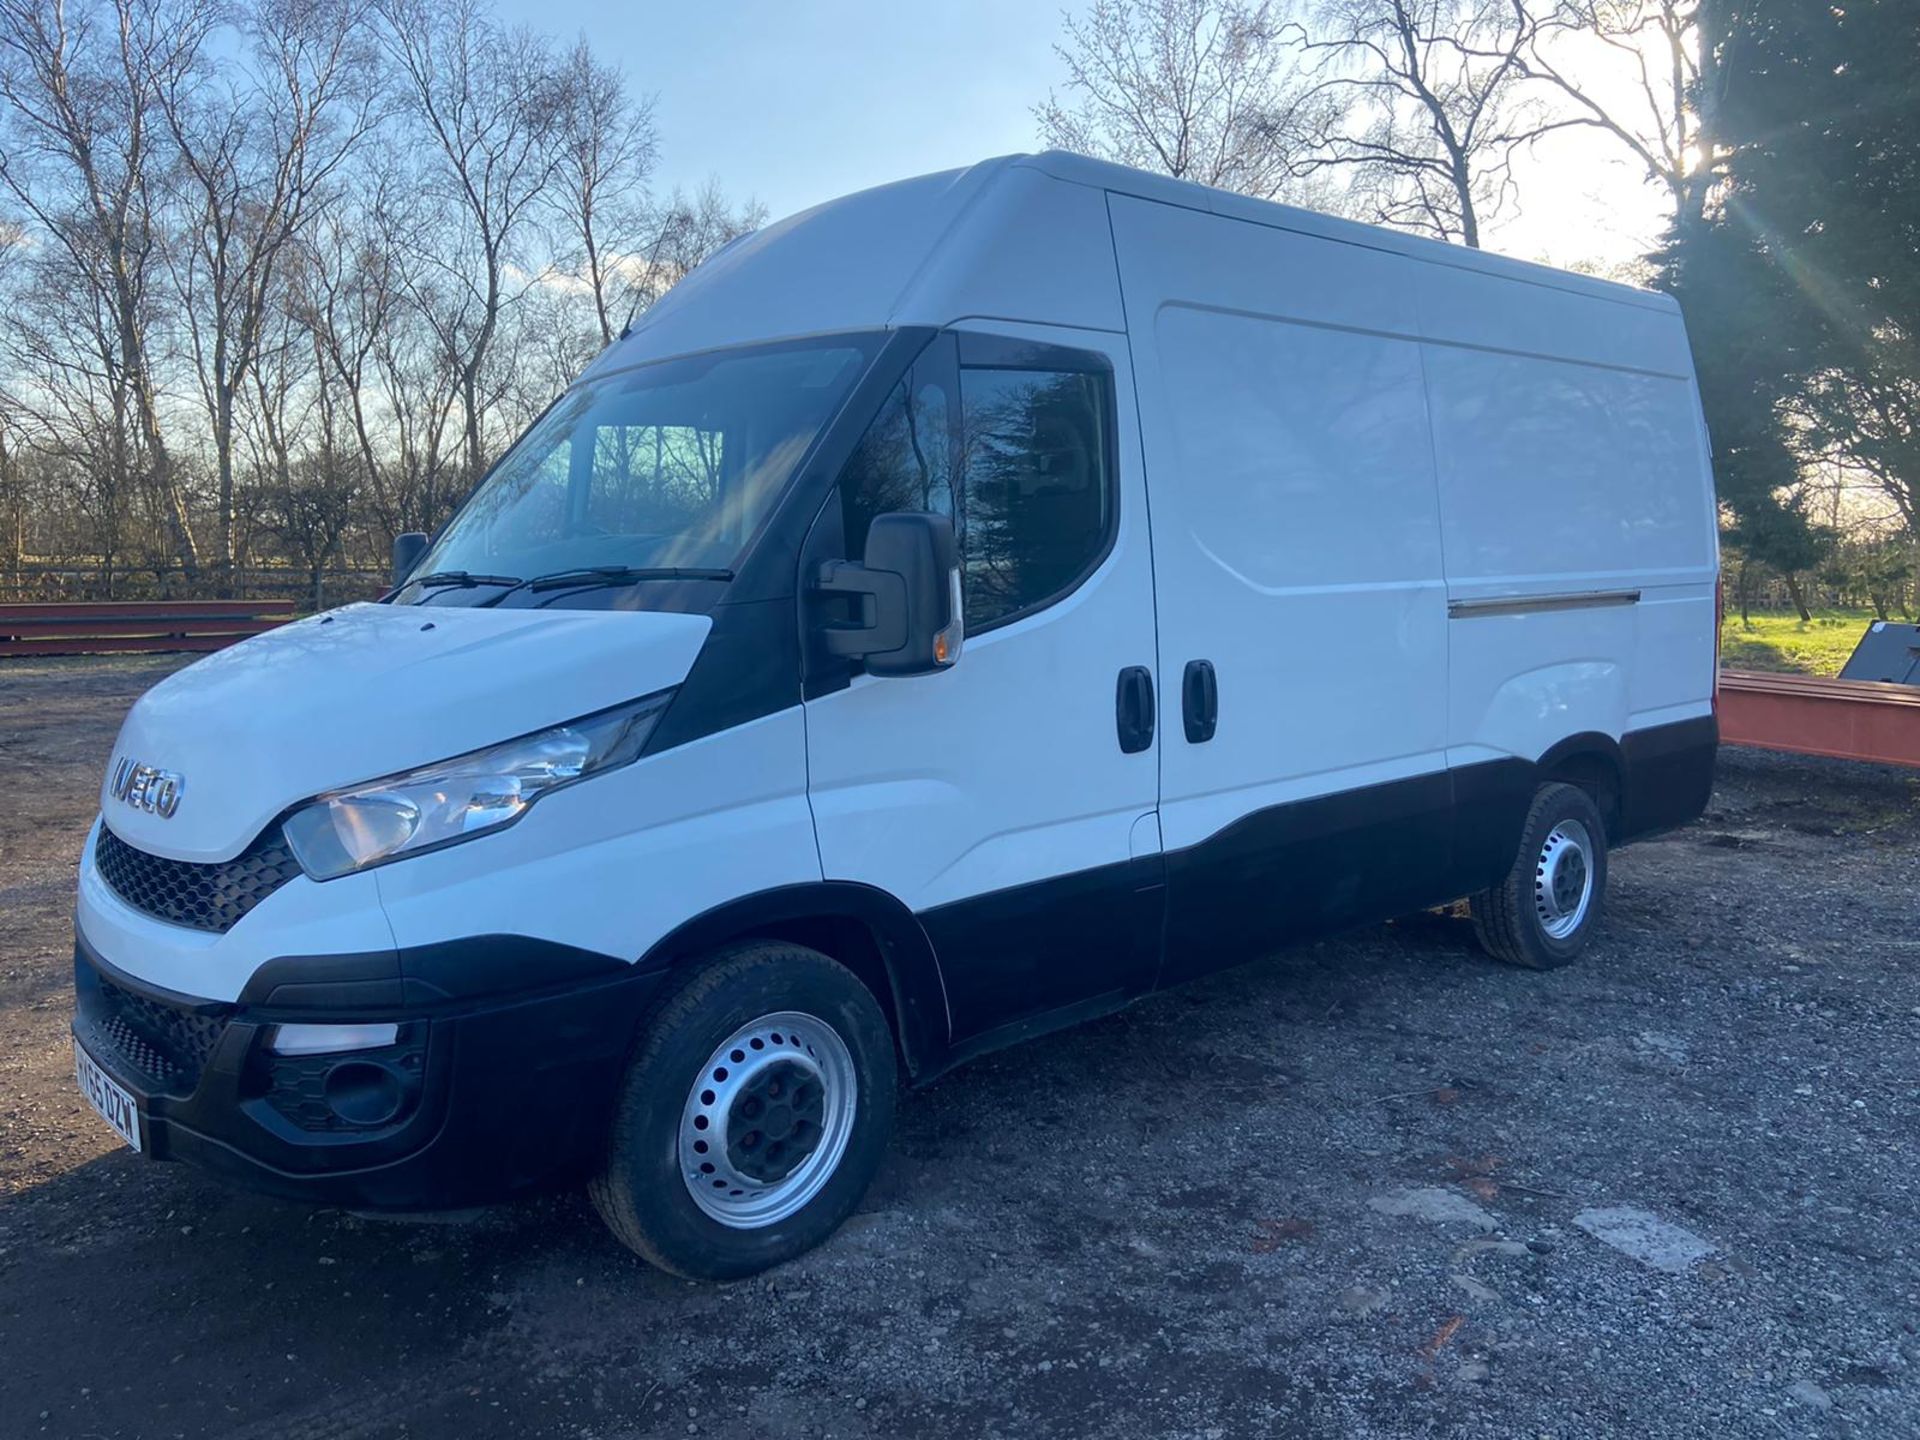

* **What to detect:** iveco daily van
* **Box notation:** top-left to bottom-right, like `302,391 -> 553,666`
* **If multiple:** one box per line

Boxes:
72,153 -> 1719,1277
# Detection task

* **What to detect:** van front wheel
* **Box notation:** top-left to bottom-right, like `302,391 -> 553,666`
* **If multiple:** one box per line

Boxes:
589,941 -> 896,1279
1470,782 -> 1609,970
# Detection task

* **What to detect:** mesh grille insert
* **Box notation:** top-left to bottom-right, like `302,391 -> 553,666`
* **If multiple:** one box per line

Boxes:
95,824 -> 302,933
87,974 -> 231,1092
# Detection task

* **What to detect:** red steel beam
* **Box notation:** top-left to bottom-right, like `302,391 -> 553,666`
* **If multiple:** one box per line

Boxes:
0,599 -> 294,658
1718,668 -> 1920,769
0,633 -> 251,659
0,599 -> 295,621
0,617 -> 289,640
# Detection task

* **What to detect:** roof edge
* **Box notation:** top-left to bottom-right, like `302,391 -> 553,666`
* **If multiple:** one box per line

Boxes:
1011,150 -> 1677,315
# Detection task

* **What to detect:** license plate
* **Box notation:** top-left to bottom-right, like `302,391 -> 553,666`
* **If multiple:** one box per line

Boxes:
75,1039 -> 143,1152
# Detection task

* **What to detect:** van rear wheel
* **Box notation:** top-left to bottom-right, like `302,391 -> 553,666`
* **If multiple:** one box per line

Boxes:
589,941 -> 896,1279
1470,782 -> 1608,969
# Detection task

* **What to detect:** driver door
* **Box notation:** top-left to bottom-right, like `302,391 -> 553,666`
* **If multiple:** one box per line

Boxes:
802,326 -> 1164,1050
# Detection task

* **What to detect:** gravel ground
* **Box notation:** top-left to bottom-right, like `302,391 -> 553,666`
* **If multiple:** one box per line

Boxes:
1,656 -> 1916,1439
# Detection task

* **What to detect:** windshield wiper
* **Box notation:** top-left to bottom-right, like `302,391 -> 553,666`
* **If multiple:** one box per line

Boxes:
527,564 -> 736,592
482,565 -> 735,605
408,570 -> 522,590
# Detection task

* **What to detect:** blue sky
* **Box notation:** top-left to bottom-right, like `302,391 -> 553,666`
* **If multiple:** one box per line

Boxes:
494,0 -> 1665,271
497,0 -> 1061,219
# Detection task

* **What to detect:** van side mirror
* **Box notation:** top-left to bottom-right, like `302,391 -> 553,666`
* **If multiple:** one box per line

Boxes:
391,531 -> 429,586
815,512 -> 963,677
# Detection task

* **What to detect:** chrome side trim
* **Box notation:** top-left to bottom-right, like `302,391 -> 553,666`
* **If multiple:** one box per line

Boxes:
1448,588 -> 1642,619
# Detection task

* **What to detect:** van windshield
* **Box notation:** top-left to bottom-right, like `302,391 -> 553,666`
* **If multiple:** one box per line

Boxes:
402,336 -> 879,607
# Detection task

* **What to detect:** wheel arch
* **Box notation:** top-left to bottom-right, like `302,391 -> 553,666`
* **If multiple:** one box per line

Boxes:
1534,732 -> 1626,840
636,882 -> 952,1082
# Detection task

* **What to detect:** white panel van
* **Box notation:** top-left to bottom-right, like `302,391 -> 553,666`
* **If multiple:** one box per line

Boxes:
71,153 -> 1719,1277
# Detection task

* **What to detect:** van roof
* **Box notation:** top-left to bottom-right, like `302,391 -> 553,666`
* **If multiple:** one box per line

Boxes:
596,149 -> 1675,376
1011,149 -> 1676,314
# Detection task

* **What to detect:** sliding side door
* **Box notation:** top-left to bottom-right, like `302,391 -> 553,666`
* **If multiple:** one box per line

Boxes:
1109,195 -> 1454,987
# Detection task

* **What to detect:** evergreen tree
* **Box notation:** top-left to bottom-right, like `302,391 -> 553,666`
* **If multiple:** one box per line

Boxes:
1727,0 -> 1920,535
1661,0 -> 1918,612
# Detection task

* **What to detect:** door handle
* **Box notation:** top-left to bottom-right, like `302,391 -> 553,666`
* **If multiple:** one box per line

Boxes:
1182,659 -> 1217,743
1116,666 -> 1155,754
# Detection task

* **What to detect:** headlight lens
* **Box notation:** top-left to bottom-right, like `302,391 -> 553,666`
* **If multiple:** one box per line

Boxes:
282,691 -> 672,879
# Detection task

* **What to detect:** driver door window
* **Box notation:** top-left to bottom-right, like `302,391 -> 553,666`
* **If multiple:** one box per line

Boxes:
839,341 -> 1115,632
955,367 -> 1110,628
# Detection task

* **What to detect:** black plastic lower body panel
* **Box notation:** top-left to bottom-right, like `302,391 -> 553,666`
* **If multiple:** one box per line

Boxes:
920,853 -> 1162,1044
1157,768 -> 1457,991
1620,713 -> 1719,839
913,713 -> 1717,1068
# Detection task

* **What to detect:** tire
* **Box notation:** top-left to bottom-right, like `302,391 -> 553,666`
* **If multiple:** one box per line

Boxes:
1470,782 -> 1609,970
589,941 -> 896,1280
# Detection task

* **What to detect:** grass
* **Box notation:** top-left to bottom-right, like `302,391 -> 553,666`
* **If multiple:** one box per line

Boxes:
1719,608 -> 1886,676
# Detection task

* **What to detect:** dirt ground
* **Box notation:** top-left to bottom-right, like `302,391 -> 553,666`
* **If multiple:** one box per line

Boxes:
2,656 -> 1916,1439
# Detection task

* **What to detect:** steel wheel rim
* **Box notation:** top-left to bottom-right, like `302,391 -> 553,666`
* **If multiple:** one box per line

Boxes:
678,1011 -> 857,1230
1534,818 -> 1594,941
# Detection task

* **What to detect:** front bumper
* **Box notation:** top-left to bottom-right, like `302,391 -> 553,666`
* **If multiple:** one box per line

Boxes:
71,934 -> 665,1210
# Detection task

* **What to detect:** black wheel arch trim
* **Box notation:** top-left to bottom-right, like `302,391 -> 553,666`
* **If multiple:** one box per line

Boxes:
1535,730 -> 1625,776
1533,731 -> 1628,835
632,881 -> 954,1082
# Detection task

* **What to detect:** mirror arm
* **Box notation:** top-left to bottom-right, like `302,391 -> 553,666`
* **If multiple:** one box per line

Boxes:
813,561 -> 909,657
391,531 -> 429,587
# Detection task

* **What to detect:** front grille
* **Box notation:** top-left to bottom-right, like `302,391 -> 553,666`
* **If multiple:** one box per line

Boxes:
95,824 -> 302,933
89,974 -> 231,1091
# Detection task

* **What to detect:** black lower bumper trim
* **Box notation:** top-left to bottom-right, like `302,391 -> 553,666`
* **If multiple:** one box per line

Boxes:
73,935 -> 665,1210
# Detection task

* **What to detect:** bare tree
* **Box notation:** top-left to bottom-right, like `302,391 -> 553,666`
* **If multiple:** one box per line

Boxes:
1517,3 -> 1715,225
0,0 -> 213,575
0,206 -> 142,588
1302,0 -> 1553,246
289,195 -> 394,536
0,255 -> 143,592
0,0 -> 778,600
377,0 -> 565,485
365,213 -> 464,535
156,0 -> 379,590
549,38 -> 658,347
253,306 -> 356,609
0,260 -> 31,581
621,178 -> 765,321
1036,0 -> 1330,199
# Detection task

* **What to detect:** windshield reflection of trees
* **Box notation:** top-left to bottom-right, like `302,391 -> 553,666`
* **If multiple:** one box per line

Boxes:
425,346 -> 864,579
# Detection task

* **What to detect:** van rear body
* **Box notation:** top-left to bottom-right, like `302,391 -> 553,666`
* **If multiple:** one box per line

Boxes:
72,153 -> 1717,1276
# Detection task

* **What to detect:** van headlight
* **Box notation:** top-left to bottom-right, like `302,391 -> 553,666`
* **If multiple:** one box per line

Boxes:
282,691 -> 673,880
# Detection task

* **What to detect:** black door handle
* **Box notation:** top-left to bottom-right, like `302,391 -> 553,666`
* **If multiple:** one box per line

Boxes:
1182,659 -> 1217,743
1116,666 -> 1155,753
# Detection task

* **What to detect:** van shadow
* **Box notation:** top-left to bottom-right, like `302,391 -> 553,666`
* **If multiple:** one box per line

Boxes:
0,1144 -> 649,1436
881,906 -> 1500,1169
3,910 -> 1505,1437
